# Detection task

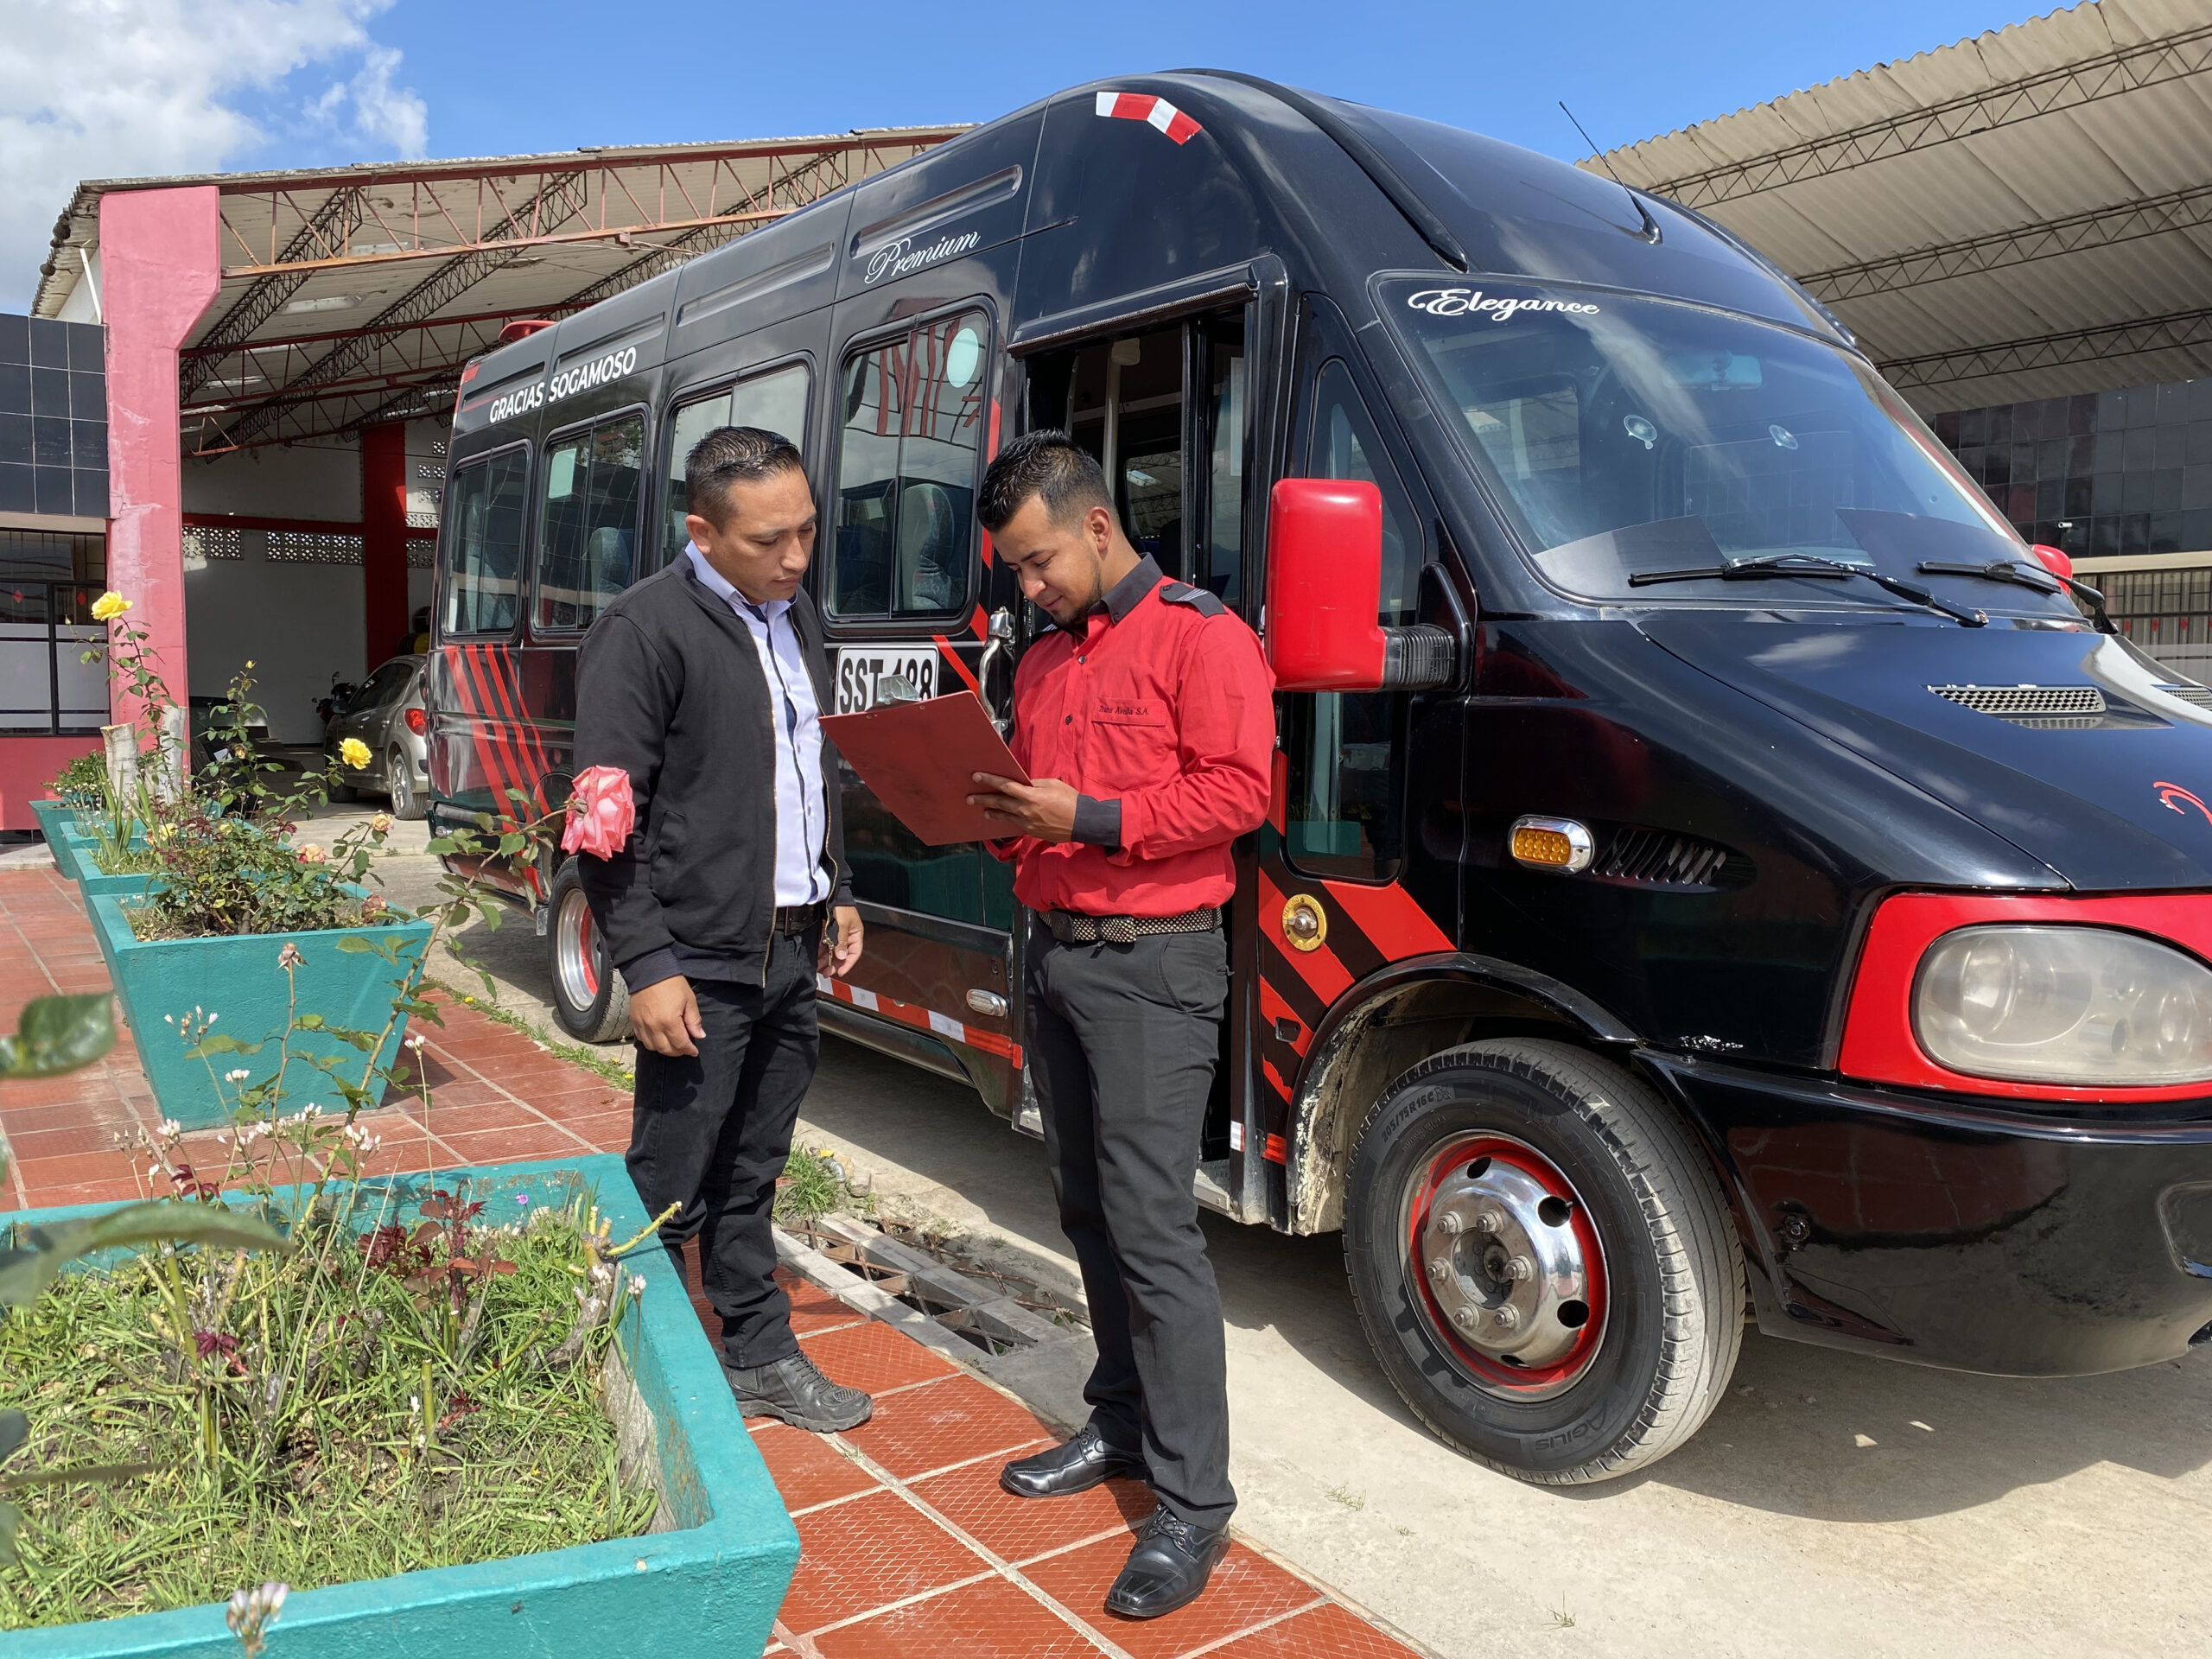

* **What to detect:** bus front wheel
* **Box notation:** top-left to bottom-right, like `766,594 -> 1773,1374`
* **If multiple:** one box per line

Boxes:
547,861 -> 631,1044
1344,1039 -> 1742,1484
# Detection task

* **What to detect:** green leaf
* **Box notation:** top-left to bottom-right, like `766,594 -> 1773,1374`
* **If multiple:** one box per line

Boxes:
184,1033 -> 260,1058
0,1500 -> 18,1565
333,937 -> 374,954
0,1460 -> 159,1494
424,836 -> 459,855
0,1203 -> 287,1306
0,995 -> 115,1079
0,1410 -> 25,1465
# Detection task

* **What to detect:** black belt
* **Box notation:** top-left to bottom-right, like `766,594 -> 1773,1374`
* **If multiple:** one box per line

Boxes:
1042,906 -> 1219,944
773,902 -> 825,935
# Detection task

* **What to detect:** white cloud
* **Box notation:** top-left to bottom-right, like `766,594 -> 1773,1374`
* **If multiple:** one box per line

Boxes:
0,0 -> 429,308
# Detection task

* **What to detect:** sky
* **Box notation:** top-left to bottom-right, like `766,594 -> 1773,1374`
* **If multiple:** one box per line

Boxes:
1,0 -> 2062,310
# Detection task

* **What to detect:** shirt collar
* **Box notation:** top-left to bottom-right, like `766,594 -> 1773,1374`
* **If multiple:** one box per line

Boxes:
685,541 -> 787,620
1060,554 -> 1162,633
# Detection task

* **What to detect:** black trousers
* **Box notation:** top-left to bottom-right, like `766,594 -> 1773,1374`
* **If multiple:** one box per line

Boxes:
626,925 -> 819,1369
1027,921 -> 1236,1529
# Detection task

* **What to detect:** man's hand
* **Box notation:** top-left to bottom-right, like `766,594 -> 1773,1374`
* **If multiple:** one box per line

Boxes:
631,975 -> 704,1058
968,773 -> 1080,843
822,906 -> 864,977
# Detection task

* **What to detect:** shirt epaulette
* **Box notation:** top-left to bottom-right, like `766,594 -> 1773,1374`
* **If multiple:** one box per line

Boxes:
1157,581 -> 1229,618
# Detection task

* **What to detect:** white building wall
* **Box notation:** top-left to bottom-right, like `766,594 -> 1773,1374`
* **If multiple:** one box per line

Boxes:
180,423 -> 445,744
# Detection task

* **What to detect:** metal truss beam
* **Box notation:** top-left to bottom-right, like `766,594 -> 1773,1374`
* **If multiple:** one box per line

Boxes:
1802,182 -> 2212,303
216,205 -> 788,279
183,187 -> 364,401
1877,304 -> 2212,394
1634,22 -> 2212,211
213,168 -> 591,450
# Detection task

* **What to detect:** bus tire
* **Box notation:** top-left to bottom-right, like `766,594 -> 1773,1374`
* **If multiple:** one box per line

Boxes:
1344,1039 -> 1742,1484
547,860 -> 631,1044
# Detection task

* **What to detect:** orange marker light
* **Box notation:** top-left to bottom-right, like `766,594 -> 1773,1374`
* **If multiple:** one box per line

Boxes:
1510,817 -> 1595,874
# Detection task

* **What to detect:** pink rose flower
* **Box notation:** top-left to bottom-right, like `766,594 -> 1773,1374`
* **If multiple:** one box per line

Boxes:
563,766 -> 636,859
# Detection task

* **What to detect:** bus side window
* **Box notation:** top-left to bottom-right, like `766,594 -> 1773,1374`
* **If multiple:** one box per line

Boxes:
830,312 -> 988,620
535,413 -> 644,632
440,448 -> 528,637
662,361 -> 812,566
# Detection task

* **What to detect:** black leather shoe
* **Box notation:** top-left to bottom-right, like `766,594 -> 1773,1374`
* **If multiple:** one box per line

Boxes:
1106,1503 -> 1231,1619
1000,1423 -> 1146,1498
723,1350 -> 873,1433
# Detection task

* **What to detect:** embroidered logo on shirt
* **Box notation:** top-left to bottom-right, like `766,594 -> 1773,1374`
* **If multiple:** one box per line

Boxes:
1096,698 -> 1165,725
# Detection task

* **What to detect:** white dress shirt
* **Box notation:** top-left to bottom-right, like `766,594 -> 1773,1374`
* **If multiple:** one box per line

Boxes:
684,542 -> 830,907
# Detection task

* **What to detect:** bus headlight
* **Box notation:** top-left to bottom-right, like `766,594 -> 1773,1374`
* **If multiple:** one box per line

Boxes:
1914,925 -> 2212,1086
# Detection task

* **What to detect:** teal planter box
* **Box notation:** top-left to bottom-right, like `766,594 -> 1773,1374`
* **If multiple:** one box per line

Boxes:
54,820 -> 145,887
89,893 -> 435,1130
2,1155 -> 799,1657
29,798 -> 75,861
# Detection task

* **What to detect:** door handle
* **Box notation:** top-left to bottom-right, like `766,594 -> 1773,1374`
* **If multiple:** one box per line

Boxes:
966,988 -> 1008,1018
977,607 -> 1015,734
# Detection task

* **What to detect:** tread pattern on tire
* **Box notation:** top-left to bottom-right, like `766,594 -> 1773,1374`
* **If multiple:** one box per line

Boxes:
1347,1038 -> 1744,1485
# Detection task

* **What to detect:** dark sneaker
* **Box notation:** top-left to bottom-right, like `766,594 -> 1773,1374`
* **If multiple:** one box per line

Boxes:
1000,1422 -> 1147,1499
1105,1503 -> 1231,1620
723,1349 -> 873,1433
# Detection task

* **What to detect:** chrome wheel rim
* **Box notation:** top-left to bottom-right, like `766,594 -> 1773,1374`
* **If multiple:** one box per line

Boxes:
387,751 -> 411,814
554,885 -> 601,1012
1399,1132 -> 1608,1401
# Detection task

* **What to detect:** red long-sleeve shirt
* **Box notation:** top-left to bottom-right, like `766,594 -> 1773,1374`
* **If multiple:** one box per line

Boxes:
995,557 -> 1275,916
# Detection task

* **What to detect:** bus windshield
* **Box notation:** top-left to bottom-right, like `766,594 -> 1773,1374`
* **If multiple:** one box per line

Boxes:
1381,279 -> 2063,610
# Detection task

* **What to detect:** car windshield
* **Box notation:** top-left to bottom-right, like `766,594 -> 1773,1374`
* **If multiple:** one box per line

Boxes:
1382,279 -> 2069,612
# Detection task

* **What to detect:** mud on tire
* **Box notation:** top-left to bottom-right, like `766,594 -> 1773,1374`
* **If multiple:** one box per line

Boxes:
1344,1039 -> 1743,1484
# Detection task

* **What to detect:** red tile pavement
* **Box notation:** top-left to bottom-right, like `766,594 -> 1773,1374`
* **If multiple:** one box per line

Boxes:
0,865 -> 1429,1657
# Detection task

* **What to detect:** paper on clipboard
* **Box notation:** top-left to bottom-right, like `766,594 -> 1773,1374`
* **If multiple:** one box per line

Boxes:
819,691 -> 1030,847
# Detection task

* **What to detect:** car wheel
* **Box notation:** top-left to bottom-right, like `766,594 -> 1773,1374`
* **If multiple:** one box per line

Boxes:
327,773 -> 359,804
1344,1039 -> 1743,1484
547,859 -> 630,1043
385,747 -> 425,821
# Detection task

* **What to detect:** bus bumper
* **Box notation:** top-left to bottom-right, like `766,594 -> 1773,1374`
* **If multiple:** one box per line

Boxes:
1639,1052 -> 2212,1376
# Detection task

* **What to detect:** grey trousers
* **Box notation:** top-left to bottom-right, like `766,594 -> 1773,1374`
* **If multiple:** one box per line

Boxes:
1026,920 -> 1236,1529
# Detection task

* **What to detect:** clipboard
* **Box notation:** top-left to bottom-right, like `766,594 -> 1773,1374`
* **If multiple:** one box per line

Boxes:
820,691 -> 1031,846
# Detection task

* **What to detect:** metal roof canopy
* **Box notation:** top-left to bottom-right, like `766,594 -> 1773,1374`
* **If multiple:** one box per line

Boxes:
1592,0 -> 2212,414
31,127 -> 969,454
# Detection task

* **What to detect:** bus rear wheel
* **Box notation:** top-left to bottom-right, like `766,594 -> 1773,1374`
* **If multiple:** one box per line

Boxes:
1344,1039 -> 1742,1484
547,861 -> 631,1044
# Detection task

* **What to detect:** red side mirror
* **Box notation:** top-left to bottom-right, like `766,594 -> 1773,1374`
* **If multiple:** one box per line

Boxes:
1265,478 -> 1386,691
2030,543 -> 2074,582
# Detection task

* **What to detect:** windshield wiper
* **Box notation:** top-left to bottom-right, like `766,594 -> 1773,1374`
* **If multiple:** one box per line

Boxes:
1628,553 -> 1988,626
1916,558 -> 2115,634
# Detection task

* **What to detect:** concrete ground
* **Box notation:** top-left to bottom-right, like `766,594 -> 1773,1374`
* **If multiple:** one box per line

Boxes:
285,810 -> 2212,1658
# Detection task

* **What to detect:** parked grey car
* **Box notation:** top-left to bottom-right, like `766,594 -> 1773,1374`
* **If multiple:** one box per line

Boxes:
324,654 -> 429,819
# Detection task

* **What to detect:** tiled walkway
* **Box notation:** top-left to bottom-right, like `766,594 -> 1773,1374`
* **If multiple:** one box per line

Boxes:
0,863 -> 1427,1658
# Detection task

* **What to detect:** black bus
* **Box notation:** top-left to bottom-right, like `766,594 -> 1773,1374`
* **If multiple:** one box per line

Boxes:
429,72 -> 2212,1484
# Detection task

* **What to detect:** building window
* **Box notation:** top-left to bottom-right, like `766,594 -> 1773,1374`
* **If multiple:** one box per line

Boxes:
830,312 -> 988,620
1933,377 -> 2212,557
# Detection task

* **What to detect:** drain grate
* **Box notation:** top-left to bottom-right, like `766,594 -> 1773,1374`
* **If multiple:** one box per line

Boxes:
1930,683 -> 2106,717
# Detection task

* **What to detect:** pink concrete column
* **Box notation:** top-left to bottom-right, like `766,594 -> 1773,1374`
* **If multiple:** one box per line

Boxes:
100,186 -> 222,728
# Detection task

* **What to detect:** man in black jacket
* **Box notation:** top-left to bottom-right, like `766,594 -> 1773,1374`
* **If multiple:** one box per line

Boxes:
574,425 -> 870,1432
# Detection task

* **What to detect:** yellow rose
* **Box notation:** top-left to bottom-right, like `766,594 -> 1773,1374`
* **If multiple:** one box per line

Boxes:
339,737 -> 372,770
90,591 -> 130,621
369,812 -> 392,836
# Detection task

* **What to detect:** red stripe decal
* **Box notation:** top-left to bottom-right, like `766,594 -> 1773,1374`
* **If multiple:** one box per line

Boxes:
1257,976 -> 1311,1057
932,637 -> 982,696
1262,1054 -> 1294,1103
1263,1132 -> 1287,1165
448,645 -> 511,823
979,400 -> 1001,567
1256,868 -> 1356,1007
1320,877 -> 1453,961
818,977 -> 1020,1067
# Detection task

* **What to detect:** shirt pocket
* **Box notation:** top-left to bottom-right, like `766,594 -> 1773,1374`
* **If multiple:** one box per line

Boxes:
1088,697 -> 1175,792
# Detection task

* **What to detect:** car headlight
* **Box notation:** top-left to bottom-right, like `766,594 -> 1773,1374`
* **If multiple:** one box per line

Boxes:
1914,925 -> 2212,1085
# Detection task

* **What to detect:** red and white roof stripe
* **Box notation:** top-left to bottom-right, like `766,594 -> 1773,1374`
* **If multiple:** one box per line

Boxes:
818,976 -> 1022,1065
1095,92 -> 1202,145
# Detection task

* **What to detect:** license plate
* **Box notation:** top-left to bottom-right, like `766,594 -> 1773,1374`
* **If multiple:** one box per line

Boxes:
833,645 -> 941,713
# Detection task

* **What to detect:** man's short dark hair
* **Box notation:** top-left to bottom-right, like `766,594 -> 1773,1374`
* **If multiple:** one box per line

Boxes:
687,426 -> 805,524
977,429 -> 1114,534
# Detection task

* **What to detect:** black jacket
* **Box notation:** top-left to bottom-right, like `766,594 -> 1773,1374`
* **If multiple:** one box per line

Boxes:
573,559 -> 850,991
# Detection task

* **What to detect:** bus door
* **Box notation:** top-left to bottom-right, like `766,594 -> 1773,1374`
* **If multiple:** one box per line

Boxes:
815,302 -> 1021,1108
1010,308 -> 1255,1197
1253,297 -> 1453,1218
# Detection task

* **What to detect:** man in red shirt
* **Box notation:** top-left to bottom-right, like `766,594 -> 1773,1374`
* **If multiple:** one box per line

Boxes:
967,429 -> 1274,1620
